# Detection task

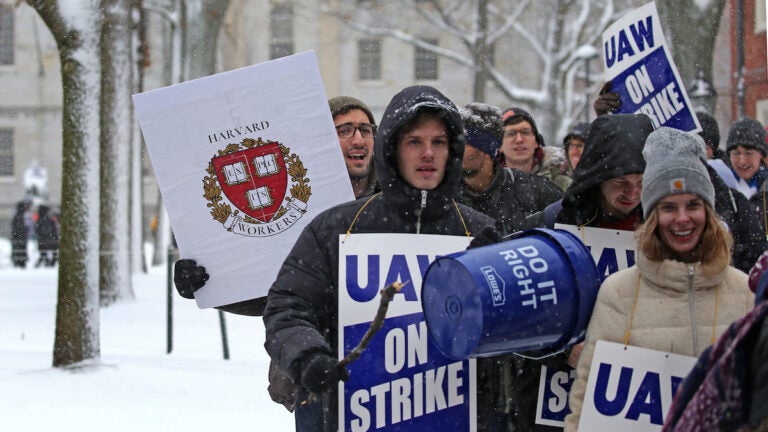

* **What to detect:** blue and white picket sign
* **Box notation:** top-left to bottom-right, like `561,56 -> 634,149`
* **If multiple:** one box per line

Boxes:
536,365 -> 578,426
338,234 -> 476,432
533,224 -> 637,427
602,2 -> 701,133
578,341 -> 697,431
554,224 -> 637,281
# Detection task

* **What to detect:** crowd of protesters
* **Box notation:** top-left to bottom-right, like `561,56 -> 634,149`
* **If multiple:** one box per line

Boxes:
170,81 -> 768,431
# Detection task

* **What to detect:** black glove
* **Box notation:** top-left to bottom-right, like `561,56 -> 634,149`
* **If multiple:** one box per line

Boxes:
300,353 -> 349,394
468,226 -> 504,250
173,259 -> 209,299
593,81 -> 621,116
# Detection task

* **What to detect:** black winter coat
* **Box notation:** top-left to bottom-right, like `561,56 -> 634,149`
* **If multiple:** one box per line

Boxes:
458,166 -> 562,235
263,86 -> 495,431
707,165 -> 767,273
35,205 -> 58,251
11,205 -> 27,251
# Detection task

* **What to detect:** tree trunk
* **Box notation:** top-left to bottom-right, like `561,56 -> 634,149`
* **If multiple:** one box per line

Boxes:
131,0 -> 148,274
656,0 -> 726,114
472,0 -> 489,102
27,0 -> 103,367
182,0 -> 231,79
100,0 -> 135,306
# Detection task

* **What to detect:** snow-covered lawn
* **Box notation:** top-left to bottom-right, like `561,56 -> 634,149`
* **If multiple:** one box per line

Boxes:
0,241 -> 294,431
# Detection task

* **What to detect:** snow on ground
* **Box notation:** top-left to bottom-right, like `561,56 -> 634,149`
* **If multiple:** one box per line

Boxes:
0,239 -> 294,431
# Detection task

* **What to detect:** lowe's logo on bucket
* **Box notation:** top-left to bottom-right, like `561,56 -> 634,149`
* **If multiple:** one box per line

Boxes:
481,266 -> 506,306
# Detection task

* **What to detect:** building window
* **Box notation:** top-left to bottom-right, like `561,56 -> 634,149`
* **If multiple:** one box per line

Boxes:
270,4 -> 294,60
756,0 -> 766,34
0,5 -> 13,65
358,39 -> 381,81
415,39 -> 438,80
0,129 -> 13,177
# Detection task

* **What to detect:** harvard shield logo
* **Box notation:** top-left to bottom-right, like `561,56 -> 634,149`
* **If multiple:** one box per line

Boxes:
203,137 -> 311,237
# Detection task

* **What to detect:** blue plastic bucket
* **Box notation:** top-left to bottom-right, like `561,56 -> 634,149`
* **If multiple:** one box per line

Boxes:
421,228 -> 599,360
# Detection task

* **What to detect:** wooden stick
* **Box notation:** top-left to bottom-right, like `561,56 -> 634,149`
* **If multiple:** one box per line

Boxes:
338,280 -> 408,367
301,281 -> 408,407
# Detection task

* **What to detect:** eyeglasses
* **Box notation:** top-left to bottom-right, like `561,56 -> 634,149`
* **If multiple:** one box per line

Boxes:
730,148 -> 760,159
504,128 -> 534,139
335,123 -> 376,139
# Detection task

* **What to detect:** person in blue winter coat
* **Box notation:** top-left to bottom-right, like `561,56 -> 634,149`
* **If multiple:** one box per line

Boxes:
262,85 -> 497,432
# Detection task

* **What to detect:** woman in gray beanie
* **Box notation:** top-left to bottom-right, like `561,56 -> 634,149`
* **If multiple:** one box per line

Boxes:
565,127 -> 753,430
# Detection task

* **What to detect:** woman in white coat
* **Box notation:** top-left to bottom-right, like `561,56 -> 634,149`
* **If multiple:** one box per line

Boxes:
564,127 -> 754,431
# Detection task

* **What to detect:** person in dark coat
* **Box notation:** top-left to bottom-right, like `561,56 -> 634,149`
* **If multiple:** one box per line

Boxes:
262,85 -> 496,431
561,122 -> 590,177
456,103 -> 562,431
35,204 -> 58,267
705,162 -> 767,273
528,113 -> 654,230
457,102 -> 562,235
11,201 -> 30,268
696,110 -> 725,160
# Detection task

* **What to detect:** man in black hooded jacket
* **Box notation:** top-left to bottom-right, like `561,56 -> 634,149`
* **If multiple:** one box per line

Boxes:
531,113 -> 654,230
458,103 -> 562,235
263,85 -> 496,431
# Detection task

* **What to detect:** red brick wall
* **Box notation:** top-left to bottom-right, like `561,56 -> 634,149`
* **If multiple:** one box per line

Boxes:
731,0 -> 768,119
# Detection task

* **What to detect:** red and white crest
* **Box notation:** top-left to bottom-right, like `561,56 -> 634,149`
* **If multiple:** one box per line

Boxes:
211,141 -> 287,222
204,138 -> 312,237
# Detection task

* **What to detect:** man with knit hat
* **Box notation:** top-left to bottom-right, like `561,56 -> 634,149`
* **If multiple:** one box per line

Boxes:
458,103 -> 562,235
693,113 -> 767,272
462,103 -> 563,431
706,117 -> 768,266
500,107 -> 571,191
328,96 -> 378,198
709,116 -> 767,199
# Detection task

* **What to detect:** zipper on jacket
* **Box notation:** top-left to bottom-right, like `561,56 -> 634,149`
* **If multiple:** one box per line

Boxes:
416,190 -> 427,234
687,264 -> 700,356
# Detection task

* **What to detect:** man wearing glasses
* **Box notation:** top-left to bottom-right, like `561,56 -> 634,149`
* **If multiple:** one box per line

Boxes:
500,107 -> 571,191
328,96 -> 378,199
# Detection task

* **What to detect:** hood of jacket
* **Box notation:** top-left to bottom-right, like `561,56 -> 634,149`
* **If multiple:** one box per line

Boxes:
374,85 -> 464,220
558,114 -> 653,224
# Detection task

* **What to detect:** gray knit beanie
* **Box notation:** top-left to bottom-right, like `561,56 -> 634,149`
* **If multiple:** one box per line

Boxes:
726,116 -> 767,156
328,96 -> 376,124
641,127 -> 715,218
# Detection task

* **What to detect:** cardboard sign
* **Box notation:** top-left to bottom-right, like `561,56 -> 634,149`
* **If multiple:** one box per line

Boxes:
579,341 -> 697,431
133,51 -> 354,308
602,2 -> 701,132
531,225 -> 637,427
554,224 -> 637,280
338,234 -> 476,432
536,364 -> 577,426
